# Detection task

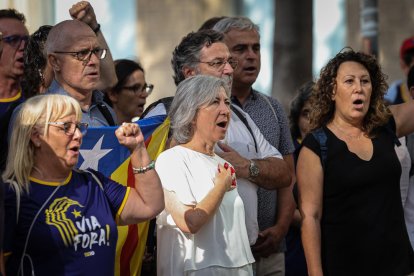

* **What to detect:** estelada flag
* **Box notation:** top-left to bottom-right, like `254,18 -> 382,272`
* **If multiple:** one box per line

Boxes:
77,115 -> 169,276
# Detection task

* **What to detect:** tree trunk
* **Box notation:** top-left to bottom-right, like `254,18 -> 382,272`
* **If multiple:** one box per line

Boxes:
273,0 -> 313,112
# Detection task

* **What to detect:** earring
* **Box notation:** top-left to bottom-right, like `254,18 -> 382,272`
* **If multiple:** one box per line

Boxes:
38,69 -> 45,86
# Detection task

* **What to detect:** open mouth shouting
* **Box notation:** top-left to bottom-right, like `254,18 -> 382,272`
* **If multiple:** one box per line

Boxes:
216,119 -> 229,130
352,98 -> 366,110
67,144 -> 81,157
15,56 -> 24,68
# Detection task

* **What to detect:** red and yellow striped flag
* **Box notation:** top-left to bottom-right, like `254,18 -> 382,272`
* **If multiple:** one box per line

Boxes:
79,116 -> 170,276
113,117 -> 170,276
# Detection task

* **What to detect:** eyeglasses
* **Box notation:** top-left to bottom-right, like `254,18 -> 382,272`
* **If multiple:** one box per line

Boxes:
54,48 -> 107,64
48,121 -> 89,136
3,35 -> 29,48
123,83 -> 154,95
197,58 -> 238,70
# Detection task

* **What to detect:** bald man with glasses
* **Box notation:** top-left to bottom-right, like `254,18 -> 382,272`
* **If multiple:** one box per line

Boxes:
46,20 -> 116,126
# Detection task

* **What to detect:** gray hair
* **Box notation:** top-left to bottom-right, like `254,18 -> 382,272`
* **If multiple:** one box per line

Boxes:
171,30 -> 224,86
169,75 -> 230,144
213,16 -> 260,36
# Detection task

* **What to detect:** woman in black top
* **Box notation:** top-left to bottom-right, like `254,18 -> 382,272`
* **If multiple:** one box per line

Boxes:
297,48 -> 414,276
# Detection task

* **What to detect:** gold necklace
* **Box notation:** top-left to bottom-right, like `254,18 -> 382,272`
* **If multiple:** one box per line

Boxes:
332,122 -> 363,140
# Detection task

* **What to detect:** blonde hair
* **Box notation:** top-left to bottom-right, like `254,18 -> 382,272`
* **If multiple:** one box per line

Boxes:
2,94 -> 82,193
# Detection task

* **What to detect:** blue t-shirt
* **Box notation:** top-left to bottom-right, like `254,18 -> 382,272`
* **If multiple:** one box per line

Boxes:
4,170 -> 129,276
0,91 -> 24,117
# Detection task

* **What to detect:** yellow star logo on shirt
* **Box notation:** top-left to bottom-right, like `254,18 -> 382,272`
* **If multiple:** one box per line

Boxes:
72,209 -> 82,218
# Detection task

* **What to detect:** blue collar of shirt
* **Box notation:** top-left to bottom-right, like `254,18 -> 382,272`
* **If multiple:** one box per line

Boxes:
46,79 -> 104,106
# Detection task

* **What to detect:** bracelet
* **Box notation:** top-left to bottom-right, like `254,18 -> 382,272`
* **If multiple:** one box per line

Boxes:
132,160 -> 155,174
93,23 -> 101,34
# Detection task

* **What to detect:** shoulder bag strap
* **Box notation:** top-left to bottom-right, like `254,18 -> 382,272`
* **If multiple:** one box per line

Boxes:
97,103 -> 116,126
230,104 -> 258,152
311,127 -> 328,170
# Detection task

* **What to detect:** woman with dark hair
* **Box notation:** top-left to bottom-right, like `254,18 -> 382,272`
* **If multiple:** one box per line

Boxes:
289,81 -> 314,148
297,48 -> 414,275
285,81 -> 314,276
21,25 -> 53,98
105,59 -> 153,124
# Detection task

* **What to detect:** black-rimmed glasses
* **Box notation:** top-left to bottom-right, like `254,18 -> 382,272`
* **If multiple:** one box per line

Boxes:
197,58 -> 238,70
48,121 -> 89,136
123,83 -> 154,95
3,35 -> 29,48
54,48 -> 107,64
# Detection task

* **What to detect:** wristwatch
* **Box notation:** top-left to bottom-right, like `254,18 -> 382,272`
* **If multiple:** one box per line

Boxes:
248,160 -> 260,179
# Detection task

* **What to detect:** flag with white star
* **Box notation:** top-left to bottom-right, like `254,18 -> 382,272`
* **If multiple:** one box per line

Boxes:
77,115 -> 169,276
78,115 -> 166,176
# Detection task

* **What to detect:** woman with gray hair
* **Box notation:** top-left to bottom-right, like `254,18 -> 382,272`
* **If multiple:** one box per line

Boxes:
155,75 -> 254,275
2,94 -> 164,276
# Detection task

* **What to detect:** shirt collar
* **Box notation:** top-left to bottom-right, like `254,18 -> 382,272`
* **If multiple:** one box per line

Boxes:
46,79 -> 103,106
231,88 -> 257,107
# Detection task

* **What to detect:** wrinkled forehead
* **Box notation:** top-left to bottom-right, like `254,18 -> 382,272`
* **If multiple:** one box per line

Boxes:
58,25 -> 98,51
199,42 -> 231,60
0,18 -> 28,36
336,61 -> 369,78
74,36 -> 99,50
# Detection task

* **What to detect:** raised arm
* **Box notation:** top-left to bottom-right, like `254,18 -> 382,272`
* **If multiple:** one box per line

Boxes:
115,123 -> 164,225
389,99 -> 414,138
69,1 -> 117,90
297,146 -> 324,276
164,164 -> 233,234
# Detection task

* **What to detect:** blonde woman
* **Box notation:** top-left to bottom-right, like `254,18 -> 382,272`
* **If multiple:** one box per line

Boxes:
2,94 -> 163,276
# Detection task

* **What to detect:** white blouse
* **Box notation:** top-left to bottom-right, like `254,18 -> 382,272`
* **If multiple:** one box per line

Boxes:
156,146 -> 254,275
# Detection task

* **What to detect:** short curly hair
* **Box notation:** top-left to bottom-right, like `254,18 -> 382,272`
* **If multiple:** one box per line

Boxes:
171,29 -> 224,86
309,48 -> 390,136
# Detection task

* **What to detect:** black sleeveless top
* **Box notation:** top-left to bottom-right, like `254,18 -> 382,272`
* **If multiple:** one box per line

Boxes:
302,118 -> 414,276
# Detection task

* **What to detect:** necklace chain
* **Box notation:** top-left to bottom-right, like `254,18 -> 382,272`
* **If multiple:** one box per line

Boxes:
332,122 -> 363,140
